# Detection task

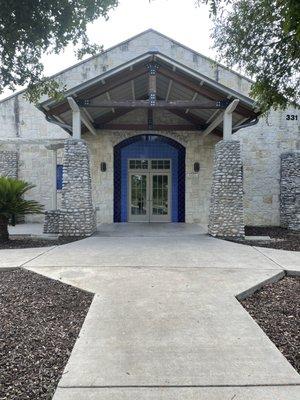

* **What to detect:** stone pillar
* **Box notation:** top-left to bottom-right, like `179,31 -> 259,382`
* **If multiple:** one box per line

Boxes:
58,139 -> 96,237
43,210 -> 60,234
0,151 -> 18,178
280,151 -> 300,231
208,140 -> 244,238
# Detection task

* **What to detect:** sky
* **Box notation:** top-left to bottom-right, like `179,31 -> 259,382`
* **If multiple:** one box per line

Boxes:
1,0 -> 217,100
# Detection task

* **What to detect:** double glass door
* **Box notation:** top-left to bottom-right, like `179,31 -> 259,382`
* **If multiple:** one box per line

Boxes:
128,159 -> 171,222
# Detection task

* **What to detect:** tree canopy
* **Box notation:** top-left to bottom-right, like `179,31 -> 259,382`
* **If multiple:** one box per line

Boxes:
198,0 -> 300,112
0,0 -> 118,102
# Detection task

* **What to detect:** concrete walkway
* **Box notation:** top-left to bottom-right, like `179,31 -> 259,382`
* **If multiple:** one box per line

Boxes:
1,224 -> 300,399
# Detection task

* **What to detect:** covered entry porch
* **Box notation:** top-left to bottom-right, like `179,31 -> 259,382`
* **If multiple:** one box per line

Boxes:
39,51 -> 259,237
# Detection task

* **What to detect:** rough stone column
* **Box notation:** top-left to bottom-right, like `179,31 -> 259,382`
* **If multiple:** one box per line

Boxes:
43,210 -> 60,234
208,140 -> 244,238
58,139 -> 96,237
0,151 -> 18,178
280,151 -> 300,231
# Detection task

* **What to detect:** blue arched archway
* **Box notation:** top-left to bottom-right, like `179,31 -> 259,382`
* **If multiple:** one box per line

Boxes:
114,134 -> 185,222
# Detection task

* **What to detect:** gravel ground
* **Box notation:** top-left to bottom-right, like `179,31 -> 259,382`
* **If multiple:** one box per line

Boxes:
225,226 -> 300,251
241,276 -> 300,373
0,269 -> 93,399
0,237 -> 81,250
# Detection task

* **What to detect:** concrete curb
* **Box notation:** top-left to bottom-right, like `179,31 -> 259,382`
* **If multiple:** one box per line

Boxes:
236,270 -> 299,301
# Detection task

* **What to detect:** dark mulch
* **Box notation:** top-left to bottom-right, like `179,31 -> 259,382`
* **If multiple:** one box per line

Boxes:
241,276 -> 300,373
0,269 -> 93,399
0,236 -> 82,250
225,226 -> 300,251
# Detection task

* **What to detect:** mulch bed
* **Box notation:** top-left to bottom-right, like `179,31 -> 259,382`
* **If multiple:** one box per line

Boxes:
241,276 -> 300,373
0,236 -> 81,250
0,269 -> 93,399
225,226 -> 300,251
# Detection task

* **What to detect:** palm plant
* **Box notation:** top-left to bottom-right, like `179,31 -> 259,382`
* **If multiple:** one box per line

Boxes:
0,177 -> 43,242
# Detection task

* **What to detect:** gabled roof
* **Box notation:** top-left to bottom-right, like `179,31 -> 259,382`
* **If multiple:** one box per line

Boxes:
40,49 -> 259,137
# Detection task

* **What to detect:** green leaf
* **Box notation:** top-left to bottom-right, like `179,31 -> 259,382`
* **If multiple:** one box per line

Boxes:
0,177 -> 44,220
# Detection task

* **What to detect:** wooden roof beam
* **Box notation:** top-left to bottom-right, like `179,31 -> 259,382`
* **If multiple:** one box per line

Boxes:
158,65 -> 255,118
165,79 -> 173,101
96,124 -> 199,132
167,108 -> 224,136
131,80 -> 136,100
76,99 -> 230,109
49,65 -> 147,116
201,99 -> 239,138
185,92 -> 198,114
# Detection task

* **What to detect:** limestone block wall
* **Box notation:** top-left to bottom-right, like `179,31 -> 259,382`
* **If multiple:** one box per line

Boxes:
51,30 -> 252,100
208,141 -> 244,237
280,151 -> 300,231
237,105 -> 299,226
0,92 -> 68,222
0,150 -> 18,178
85,129 -> 217,225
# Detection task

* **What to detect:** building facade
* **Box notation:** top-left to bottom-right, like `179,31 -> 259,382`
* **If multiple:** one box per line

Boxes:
0,30 -> 299,236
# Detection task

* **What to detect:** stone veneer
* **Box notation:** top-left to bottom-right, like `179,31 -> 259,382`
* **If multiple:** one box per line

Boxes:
0,31 -> 298,226
208,140 -> 245,238
0,151 -> 18,178
280,151 -> 300,231
43,210 -> 60,234
56,139 -> 96,237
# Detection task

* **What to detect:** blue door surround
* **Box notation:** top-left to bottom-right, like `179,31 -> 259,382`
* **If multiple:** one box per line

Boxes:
114,134 -> 185,222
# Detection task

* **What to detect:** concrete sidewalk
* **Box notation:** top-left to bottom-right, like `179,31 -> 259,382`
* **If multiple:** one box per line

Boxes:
42,266 -> 300,400
22,235 -> 299,270
1,224 -> 299,399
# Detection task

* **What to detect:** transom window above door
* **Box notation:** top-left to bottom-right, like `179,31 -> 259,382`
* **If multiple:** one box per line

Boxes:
129,159 -> 148,169
128,159 -> 171,171
151,159 -> 170,170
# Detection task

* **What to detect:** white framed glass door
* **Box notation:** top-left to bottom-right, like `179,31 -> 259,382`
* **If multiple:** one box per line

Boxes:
150,173 -> 171,222
128,172 -> 149,222
128,159 -> 171,222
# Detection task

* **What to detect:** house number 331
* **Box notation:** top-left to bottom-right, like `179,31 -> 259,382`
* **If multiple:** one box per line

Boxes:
286,114 -> 298,120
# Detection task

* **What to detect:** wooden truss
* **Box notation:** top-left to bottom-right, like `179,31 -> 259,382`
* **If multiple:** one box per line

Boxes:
45,59 -> 257,138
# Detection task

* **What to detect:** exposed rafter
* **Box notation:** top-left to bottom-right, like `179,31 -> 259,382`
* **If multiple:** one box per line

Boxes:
49,65 -> 147,116
206,109 -> 220,124
158,65 -> 254,118
44,56 -> 259,139
91,108 -> 133,132
82,107 -> 94,123
168,108 -> 222,136
131,80 -> 136,100
106,91 -> 115,113
185,92 -> 198,114
165,79 -> 173,101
